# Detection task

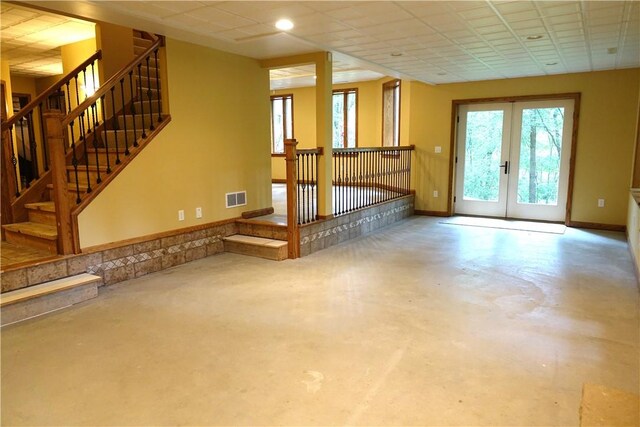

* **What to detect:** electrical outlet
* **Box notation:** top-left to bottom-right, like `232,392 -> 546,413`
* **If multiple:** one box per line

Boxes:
178,210 -> 185,221
433,190 -> 439,198
435,146 -> 442,154
195,207 -> 202,218
597,199 -> 605,208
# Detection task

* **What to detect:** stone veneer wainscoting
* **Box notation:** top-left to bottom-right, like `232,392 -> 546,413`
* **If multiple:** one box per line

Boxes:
1,222 -> 237,292
299,195 -> 414,256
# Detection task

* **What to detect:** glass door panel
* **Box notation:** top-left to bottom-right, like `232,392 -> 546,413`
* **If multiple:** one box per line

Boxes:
507,100 -> 574,221
455,103 -> 512,217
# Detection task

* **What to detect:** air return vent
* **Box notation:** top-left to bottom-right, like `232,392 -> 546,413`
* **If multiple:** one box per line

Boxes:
226,191 -> 247,208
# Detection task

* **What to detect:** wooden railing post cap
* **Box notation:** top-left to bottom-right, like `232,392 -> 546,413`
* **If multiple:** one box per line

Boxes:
284,139 -> 298,147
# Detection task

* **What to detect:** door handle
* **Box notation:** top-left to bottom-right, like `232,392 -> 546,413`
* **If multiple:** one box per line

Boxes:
499,161 -> 509,175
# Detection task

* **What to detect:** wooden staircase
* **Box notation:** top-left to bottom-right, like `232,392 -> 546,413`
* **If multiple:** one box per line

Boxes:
2,30 -> 168,260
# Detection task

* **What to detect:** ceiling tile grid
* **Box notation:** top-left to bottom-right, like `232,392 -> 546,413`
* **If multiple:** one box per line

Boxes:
6,0 -> 640,86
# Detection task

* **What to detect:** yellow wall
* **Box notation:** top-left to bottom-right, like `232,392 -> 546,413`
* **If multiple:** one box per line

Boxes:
409,68 -> 640,225
61,37 -> 98,111
95,21 -> 133,82
35,75 -> 64,94
77,38 -> 271,248
9,76 -> 37,101
1,61 -> 13,117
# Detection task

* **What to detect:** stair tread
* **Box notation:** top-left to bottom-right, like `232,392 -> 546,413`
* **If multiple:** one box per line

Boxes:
24,202 -> 55,212
46,183 -> 89,191
223,234 -> 287,248
66,164 -> 109,172
0,273 -> 101,306
2,222 -> 58,240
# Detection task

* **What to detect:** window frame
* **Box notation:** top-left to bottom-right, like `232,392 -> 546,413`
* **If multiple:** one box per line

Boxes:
270,93 -> 293,155
332,88 -> 358,149
382,79 -> 401,147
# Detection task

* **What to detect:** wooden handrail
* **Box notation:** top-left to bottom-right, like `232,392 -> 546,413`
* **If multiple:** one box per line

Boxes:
2,50 -> 102,131
298,147 -> 324,155
62,35 -> 163,127
333,145 -> 415,154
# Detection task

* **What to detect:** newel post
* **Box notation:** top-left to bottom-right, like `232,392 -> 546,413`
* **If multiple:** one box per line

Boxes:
285,138 -> 300,259
44,111 -> 74,255
1,125 -> 17,227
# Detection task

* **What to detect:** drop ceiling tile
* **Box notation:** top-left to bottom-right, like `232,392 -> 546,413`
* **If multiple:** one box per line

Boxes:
183,7 -> 257,28
474,24 -> 510,35
494,1 -> 538,15
548,14 -> 584,25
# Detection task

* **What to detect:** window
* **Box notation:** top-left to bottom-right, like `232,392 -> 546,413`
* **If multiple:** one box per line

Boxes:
270,94 -> 293,154
332,89 -> 357,148
382,79 -> 400,147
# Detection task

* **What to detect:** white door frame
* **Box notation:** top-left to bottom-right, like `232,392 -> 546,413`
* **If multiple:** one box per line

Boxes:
448,93 -> 581,224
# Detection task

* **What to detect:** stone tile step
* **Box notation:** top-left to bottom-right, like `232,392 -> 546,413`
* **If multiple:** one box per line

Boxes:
235,219 -> 288,240
0,273 -> 102,326
223,234 -> 287,261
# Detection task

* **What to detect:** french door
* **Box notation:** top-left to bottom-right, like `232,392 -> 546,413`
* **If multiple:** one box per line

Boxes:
455,99 -> 574,222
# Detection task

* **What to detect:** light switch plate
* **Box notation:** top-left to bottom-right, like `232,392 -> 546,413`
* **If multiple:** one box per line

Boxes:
196,207 -> 202,218
435,146 -> 442,153
178,210 -> 185,221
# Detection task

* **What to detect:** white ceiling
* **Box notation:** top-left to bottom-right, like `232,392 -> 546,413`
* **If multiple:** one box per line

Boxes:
1,3 -> 95,77
14,1 -> 640,86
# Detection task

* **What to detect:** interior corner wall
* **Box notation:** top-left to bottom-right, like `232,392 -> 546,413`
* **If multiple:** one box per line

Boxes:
35,75 -> 63,94
77,38 -> 272,249
408,68 -> 640,226
60,37 -> 98,110
632,83 -> 640,188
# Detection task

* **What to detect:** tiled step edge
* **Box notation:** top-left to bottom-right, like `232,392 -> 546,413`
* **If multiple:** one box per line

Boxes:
0,273 -> 102,326
223,235 -> 288,261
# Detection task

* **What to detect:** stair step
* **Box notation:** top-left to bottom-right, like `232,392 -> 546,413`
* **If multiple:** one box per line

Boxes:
223,235 -> 287,261
86,147 -> 131,167
132,101 -> 162,114
235,220 -> 288,240
46,183 -> 89,204
3,222 -> 58,254
0,273 -> 101,326
66,165 -> 110,186
133,36 -> 153,47
25,202 -> 56,226
101,129 -> 144,148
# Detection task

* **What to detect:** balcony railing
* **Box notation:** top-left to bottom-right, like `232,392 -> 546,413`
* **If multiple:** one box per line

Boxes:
332,146 -> 414,216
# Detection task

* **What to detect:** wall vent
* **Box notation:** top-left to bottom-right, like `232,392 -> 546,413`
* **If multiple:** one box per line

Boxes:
226,191 -> 247,208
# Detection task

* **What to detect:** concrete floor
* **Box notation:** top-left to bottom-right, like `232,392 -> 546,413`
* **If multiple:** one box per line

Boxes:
2,216 -> 638,426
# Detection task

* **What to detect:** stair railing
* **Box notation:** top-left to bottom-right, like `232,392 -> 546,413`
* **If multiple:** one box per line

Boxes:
332,145 -> 414,216
1,50 -> 102,224
58,35 -> 164,207
44,34 -> 166,253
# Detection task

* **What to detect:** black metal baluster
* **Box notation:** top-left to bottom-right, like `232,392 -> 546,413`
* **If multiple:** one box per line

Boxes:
154,49 -> 163,123
8,126 -> 20,196
38,104 -> 49,171
27,112 -> 39,180
90,103 -> 102,184
110,87 -> 123,159
333,152 -> 337,216
306,153 -> 310,223
100,95 -> 111,173
137,63 -> 147,138
359,153 -> 363,209
79,113 -> 92,193
296,153 -> 301,225
145,56 -> 155,131
128,71 -> 139,148
17,117 -> 28,188
118,79 -> 129,158
313,153 -> 317,220
68,121 -> 81,204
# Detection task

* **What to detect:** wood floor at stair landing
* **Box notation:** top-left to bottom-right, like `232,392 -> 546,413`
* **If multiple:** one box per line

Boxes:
1,242 -> 57,269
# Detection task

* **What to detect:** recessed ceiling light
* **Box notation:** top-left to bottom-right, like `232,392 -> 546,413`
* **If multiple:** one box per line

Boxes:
607,47 -> 618,54
546,62 -> 558,66
275,19 -> 294,31
391,52 -> 403,57
526,35 -> 544,40
437,72 -> 447,76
